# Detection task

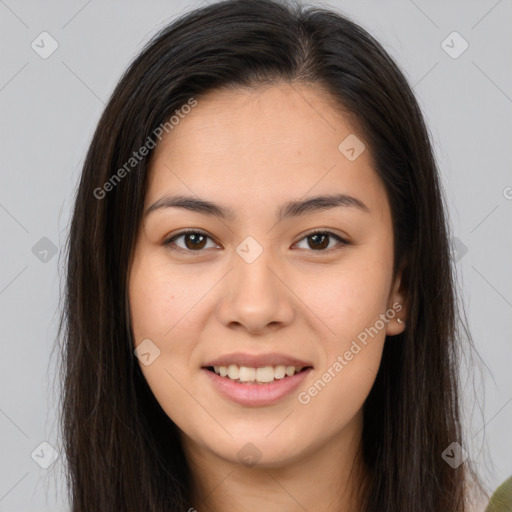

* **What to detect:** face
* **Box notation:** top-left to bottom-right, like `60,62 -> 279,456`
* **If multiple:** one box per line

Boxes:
128,82 -> 407,469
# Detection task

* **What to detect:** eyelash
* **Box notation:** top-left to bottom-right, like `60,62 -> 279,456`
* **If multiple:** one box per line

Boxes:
163,229 -> 350,255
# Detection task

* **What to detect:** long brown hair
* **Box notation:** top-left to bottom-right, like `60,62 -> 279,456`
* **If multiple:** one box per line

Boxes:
56,0 -> 484,509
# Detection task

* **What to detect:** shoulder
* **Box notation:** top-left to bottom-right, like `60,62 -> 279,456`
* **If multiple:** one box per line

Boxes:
468,475 -> 512,512
482,475 -> 512,512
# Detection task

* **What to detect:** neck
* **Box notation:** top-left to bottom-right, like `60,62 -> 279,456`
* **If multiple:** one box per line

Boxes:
181,412 -> 369,512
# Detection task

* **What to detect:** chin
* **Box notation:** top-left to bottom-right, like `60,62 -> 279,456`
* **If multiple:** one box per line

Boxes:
208,433 -> 308,469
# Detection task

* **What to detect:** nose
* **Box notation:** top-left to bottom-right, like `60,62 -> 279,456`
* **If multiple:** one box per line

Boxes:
215,248 -> 295,335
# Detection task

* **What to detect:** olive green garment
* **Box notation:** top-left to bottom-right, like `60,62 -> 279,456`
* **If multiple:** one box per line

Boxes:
486,475 -> 512,512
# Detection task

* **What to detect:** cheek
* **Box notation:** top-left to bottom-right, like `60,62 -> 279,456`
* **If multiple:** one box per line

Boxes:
129,258 -> 200,420
129,257 -> 193,386
295,267 -> 390,435
296,347 -> 379,447
295,251 -> 392,416
301,257 -> 392,341
129,256 -> 204,343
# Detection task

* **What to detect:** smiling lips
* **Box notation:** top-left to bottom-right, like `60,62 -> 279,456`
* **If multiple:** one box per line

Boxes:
201,352 -> 313,405
202,352 -> 313,384
209,364 -> 306,383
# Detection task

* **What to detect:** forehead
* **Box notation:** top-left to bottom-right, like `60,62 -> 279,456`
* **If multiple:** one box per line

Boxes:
146,83 -> 388,219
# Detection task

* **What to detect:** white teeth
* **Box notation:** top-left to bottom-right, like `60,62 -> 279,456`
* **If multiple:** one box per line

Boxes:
239,366 -> 256,381
227,364 -> 239,380
274,365 -> 286,379
255,366 -> 274,383
212,364 -> 305,383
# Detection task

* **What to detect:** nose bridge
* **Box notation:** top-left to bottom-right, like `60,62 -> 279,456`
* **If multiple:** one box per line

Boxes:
216,238 -> 294,332
236,245 -> 276,297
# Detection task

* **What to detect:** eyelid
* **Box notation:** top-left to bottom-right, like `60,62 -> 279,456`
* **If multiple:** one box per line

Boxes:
292,229 -> 350,253
163,228 -> 350,255
163,229 -> 221,254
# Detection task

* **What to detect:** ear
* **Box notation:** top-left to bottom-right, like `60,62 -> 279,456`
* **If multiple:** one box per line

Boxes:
386,259 -> 408,336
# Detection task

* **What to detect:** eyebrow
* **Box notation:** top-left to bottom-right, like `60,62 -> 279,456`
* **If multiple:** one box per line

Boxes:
144,192 -> 370,221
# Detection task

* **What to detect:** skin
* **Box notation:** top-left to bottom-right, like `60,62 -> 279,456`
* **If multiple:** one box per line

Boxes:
128,82 -> 408,511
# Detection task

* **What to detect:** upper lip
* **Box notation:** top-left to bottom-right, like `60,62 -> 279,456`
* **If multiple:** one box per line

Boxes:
202,352 -> 313,369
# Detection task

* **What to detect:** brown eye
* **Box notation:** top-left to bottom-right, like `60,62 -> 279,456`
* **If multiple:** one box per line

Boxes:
307,233 -> 330,250
164,231 -> 218,253
183,233 -> 207,250
294,230 -> 349,252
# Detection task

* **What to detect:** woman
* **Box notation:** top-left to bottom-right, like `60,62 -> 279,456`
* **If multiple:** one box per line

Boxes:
57,0 -> 489,509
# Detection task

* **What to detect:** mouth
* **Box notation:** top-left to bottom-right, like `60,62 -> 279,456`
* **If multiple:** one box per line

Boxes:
202,364 -> 313,406
203,364 -> 312,384
201,352 -> 314,405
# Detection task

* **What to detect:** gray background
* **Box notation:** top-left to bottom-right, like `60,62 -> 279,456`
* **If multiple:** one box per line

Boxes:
0,0 -> 511,509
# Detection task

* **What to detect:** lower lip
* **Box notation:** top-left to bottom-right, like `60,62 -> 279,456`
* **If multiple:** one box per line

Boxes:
202,367 -> 313,406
